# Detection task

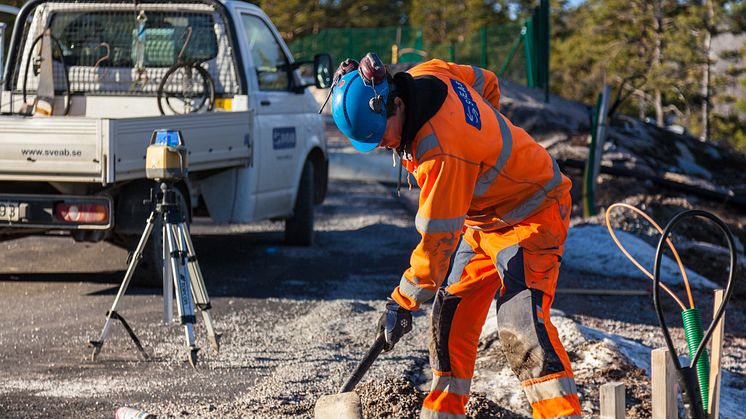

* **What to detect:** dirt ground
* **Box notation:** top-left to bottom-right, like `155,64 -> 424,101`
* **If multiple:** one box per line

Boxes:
2,177 -> 744,418
1,114 -> 745,417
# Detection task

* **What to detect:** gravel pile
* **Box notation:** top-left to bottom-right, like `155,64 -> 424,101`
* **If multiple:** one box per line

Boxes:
357,378 -> 424,418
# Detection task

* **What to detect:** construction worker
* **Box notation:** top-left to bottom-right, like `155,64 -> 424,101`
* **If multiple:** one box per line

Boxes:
330,53 -> 581,419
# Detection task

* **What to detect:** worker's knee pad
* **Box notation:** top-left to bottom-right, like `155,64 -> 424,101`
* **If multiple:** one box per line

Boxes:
496,288 -> 565,381
429,288 -> 462,372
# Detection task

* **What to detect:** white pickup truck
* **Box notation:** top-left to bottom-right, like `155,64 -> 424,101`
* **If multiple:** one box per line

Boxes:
0,0 -> 332,284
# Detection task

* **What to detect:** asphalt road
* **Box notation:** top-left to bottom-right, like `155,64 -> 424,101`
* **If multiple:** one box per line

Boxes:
0,179 -> 423,418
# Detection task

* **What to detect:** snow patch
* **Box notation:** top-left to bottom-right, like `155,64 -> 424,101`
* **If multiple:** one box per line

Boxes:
579,324 -> 653,373
563,225 -> 719,290
475,300 -> 743,418
0,376 -> 154,398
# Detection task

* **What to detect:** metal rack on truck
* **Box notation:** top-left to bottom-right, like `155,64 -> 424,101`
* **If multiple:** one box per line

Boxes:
0,0 -> 332,285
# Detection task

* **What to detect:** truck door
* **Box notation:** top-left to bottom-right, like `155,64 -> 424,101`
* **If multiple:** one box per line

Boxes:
239,13 -> 300,218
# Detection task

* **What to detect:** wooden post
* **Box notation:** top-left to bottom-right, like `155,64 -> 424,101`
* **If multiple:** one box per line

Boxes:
652,347 -> 678,419
600,382 -> 625,419
708,289 -> 725,419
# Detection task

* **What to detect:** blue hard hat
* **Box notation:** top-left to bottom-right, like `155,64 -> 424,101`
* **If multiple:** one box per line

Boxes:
331,71 -> 389,152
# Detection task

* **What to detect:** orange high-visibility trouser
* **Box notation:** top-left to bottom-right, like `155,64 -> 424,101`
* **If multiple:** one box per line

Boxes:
421,194 -> 581,419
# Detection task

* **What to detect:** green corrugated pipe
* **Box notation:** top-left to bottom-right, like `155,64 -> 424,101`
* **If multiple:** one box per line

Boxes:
681,308 -> 710,409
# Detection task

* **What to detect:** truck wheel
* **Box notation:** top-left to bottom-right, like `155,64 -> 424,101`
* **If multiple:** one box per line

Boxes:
285,161 -> 315,246
132,189 -> 189,287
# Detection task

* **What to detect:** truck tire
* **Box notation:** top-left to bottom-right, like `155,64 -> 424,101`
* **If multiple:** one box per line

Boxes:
285,160 -> 315,246
131,188 -> 189,287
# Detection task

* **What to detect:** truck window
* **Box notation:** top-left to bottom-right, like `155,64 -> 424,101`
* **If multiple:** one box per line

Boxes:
50,11 -> 218,68
240,14 -> 289,91
11,6 -> 240,97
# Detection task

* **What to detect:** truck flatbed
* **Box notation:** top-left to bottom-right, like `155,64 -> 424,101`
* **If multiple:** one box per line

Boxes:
0,111 -> 251,184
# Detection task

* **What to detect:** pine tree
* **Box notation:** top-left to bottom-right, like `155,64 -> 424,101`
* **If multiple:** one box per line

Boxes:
310,0 -> 406,31
553,0 -> 711,128
256,1 -> 408,43
551,0 -> 746,151
409,0 -> 527,63
255,0 -> 327,42
410,0 -> 468,45
551,0 -> 663,118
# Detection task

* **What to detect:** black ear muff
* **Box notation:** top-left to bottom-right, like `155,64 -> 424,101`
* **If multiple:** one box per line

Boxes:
369,94 -> 384,113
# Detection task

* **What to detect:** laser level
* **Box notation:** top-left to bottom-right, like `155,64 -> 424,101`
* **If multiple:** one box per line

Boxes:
146,129 -> 188,180
91,129 -> 218,368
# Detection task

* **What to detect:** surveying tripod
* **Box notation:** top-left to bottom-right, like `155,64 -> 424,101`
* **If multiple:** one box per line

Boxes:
90,181 -> 219,367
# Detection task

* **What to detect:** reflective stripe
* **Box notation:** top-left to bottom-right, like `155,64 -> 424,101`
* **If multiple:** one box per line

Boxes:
415,214 -> 465,234
471,66 -> 485,96
501,159 -> 563,225
474,107 -> 512,197
555,417 -> 582,419
420,408 -> 466,419
399,275 -> 437,303
467,159 -> 564,230
431,375 -> 472,396
523,376 -> 578,404
416,133 -> 440,162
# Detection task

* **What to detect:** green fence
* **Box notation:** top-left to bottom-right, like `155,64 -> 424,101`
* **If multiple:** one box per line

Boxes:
290,0 -> 549,94
289,23 -> 528,85
290,26 -> 425,65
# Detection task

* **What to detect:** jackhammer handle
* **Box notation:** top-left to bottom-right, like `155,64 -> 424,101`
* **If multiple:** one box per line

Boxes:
338,333 -> 386,393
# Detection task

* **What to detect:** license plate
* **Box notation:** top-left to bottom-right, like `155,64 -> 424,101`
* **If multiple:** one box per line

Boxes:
0,202 -> 21,222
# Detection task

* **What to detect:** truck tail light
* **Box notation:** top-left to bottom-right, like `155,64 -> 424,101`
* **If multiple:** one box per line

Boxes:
55,203 -> 108,223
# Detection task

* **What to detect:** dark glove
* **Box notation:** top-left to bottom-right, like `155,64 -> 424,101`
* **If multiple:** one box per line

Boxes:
377,298 -> 412,351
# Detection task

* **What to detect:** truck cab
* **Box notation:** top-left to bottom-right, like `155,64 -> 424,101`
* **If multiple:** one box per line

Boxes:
0,0 -> 332,284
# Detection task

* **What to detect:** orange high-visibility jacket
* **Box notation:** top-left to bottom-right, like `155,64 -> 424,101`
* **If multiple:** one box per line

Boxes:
391,60 -> 572,311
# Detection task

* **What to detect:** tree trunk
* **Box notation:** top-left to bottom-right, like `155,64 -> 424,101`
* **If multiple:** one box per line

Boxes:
655,89 -> 664,126
653,0 -> 665,127
701,0 -> 714,141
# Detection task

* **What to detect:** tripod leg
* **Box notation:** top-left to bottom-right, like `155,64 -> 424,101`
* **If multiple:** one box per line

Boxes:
90,211 -> 157,361
178,222 -> 219,352
166,221 -> 198,368
163,217 -> 173,324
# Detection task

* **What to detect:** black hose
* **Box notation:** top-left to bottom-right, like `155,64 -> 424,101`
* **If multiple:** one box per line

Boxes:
157,60 -> 215,115
652,209 -> 737,418
21,32 -> 72,116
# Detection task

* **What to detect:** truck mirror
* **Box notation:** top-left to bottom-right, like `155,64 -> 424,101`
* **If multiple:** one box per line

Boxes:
313,53 -> 332,89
